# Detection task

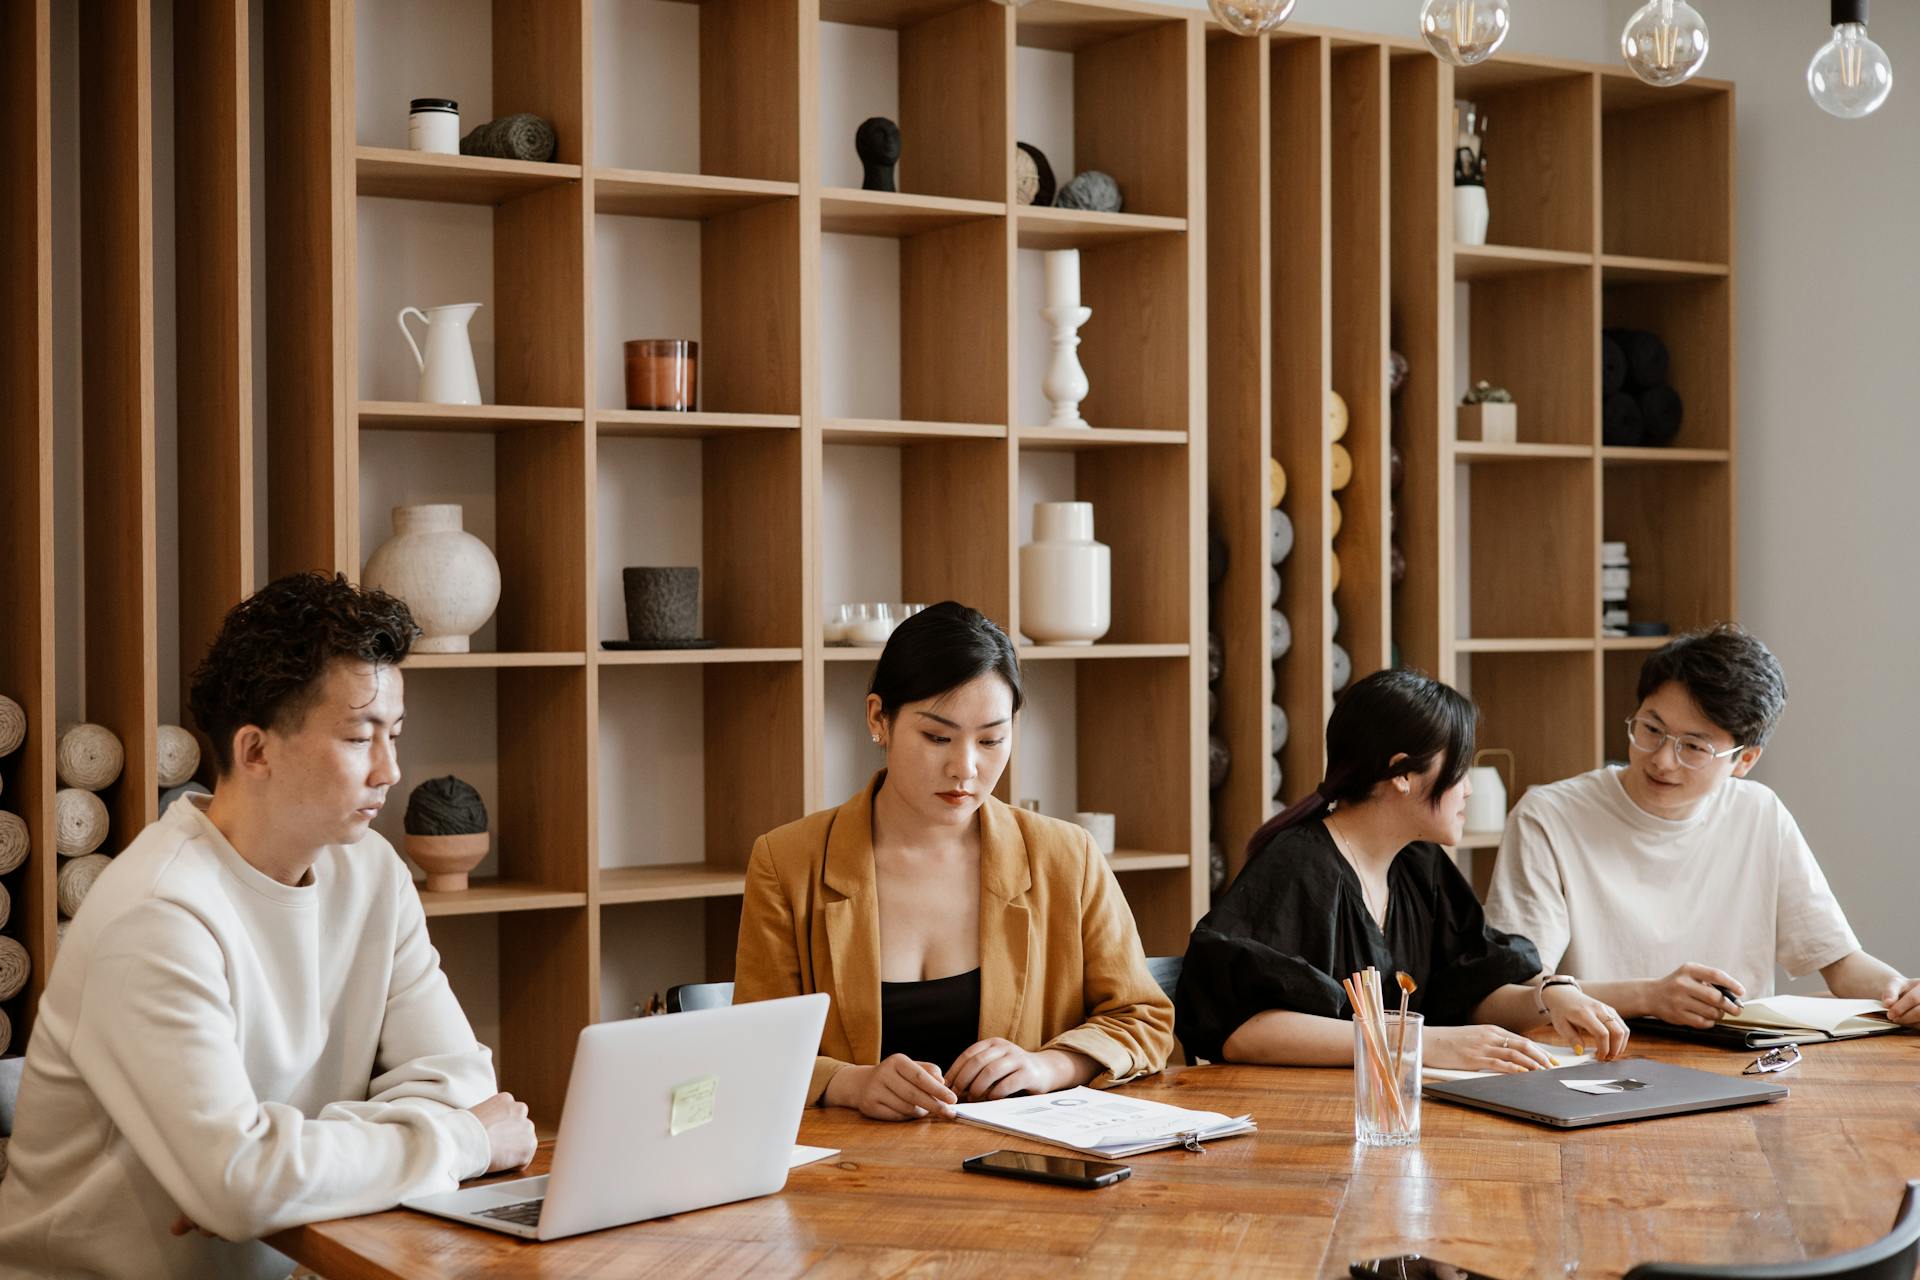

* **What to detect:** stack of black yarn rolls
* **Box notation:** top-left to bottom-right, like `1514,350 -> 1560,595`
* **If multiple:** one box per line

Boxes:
1603,328 -> 1683,447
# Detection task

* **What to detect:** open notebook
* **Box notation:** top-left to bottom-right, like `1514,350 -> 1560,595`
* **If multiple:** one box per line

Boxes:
950,1087 -> 1256,1158
1633,995 -> 1904,1048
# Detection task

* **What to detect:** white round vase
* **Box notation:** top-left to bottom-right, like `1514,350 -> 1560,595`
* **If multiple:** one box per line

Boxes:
1020,502 -> 1110,646
363,504 -> 501,653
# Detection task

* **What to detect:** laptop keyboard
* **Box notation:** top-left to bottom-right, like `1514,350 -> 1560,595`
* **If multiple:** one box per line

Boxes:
473,1198 -> 544,1227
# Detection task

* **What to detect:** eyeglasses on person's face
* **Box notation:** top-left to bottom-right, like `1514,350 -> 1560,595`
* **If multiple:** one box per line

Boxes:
1624,716 -> 1744,772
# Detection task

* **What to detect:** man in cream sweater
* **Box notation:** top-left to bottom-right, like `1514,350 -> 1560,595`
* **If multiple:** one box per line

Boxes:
0,573 -> 536,1278
1486,624 -> 1920,1028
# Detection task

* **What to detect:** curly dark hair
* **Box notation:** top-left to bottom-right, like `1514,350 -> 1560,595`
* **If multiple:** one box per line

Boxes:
188,572 -> 420,775
1637,623 -> 1788,748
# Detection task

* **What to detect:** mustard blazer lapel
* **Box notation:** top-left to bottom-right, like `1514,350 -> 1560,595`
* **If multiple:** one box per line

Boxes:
821,776 -> 883,1065
976,797 -> 1034,1043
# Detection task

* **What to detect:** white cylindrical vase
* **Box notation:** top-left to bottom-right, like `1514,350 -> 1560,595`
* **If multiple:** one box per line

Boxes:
1019,502 -> 1110,646
1454,184 -> 1489,247
363,504 -> 502,654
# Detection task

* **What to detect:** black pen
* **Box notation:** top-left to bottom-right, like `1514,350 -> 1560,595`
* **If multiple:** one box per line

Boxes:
1712,983 -> 1743,1010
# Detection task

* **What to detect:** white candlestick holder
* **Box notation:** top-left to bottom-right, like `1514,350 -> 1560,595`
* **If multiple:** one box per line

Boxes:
1041,304 -> 1093,429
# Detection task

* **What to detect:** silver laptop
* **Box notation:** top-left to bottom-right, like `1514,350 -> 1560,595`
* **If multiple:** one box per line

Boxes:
403,992 -> 828,1241
1423,1057 -> 1787,1128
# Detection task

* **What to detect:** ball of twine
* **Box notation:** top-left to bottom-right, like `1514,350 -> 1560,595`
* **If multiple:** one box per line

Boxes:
56,918 -> 68,948
0,934 -> 30,1001
0,1133 -> 9,1179
58,853 -> 111,918
56,788 -> 108,857
0,1004 -> 10,1058
57,723 -> 123,791
155,725 -> 201,789
0,694 -> 24,758
0,880 -> 9,931
0,811 -> 26,875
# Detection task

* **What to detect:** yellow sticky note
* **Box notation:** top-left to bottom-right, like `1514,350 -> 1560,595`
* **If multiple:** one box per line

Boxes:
670,1075 -> 718,1136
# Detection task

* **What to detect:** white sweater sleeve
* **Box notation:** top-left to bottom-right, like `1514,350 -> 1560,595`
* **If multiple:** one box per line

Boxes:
348,876 -> 500,1119
1484,800 -> 1572,975
68,900 -> 490,1243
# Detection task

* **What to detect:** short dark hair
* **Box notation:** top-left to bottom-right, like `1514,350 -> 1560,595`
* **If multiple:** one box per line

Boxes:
1637,623 -> 1787,748
868,602 -> 1024,720
188,572 -> 420,775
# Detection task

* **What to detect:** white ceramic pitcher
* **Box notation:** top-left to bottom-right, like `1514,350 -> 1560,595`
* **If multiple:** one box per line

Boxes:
398,302 -> 483,405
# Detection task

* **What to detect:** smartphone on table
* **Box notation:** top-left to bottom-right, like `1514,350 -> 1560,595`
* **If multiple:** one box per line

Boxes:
1350,1255 -> 1506,1280
961,1149 -> 1131,1189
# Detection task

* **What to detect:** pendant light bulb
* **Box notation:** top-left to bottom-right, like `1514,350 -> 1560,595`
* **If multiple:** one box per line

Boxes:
1621,0 -> 1710,87
1808,0 -> 1893,118
1420,0 -> 1511,68
1208,0 -> 1296,38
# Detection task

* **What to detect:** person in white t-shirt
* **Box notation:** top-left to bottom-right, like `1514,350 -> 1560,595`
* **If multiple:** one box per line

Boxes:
0,573 -> 538,1279
1485,624 -> 1920,1031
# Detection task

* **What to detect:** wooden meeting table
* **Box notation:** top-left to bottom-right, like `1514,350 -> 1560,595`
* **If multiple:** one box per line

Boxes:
270,1034 -> 1920,1278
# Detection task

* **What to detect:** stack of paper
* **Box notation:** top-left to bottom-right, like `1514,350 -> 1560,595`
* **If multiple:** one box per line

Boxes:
950,1087 -> 1256,1158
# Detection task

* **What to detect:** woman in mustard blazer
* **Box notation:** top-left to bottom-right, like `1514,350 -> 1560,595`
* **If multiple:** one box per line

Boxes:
735,602 -> 1174,1121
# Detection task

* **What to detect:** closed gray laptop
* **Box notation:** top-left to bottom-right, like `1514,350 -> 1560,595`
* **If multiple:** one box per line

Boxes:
1423,1057 -> 1788,1128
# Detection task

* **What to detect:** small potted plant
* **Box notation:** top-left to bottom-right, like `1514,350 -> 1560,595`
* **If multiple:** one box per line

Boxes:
1458,380 -> 1517,444
404,775 -> 489,892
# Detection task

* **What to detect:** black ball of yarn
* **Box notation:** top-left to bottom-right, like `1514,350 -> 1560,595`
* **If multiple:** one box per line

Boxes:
1639,384 -> 1684,445
1603,392 -> 1646,447
405,775 -> 488,836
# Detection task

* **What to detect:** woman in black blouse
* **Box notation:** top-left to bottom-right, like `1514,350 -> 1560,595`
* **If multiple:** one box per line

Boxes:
1178,669 -> 1630,1070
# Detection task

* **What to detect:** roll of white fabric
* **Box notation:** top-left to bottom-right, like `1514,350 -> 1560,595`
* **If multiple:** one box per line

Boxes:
0,811 -> 25,875
156,725 -> 201,789
57,723 -> 124,791
58,852 -> 112,917
0,693 -> 24,758
55,788 -> 109,857
0,934 -> 31,1001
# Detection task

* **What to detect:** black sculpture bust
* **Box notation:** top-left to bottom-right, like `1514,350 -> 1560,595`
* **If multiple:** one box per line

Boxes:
855,116 -> 901,193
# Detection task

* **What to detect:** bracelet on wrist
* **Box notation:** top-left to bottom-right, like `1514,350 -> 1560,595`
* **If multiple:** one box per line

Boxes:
1536,974 -> 1580,1017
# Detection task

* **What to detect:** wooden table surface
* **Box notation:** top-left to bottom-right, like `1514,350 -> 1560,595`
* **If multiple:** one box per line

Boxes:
270,1035 -> 1920,1279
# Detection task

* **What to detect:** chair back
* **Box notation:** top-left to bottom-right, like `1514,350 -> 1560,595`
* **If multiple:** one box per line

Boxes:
665,981 -> 736,1014
1626,1180 -> 1920,1280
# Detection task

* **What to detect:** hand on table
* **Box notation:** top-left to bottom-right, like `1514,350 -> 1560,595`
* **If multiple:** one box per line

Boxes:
1641,963 -> 1744,1029
1542,986 -> 1631,1061
469,1091 -> 537,1174
1881,976 -> 1920,1025
943,1039 -> 1091,1102
831,1054 -> 959,1121
1426,1024 -> 1555,1073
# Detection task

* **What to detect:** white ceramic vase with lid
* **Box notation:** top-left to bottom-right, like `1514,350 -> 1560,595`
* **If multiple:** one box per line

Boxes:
1019,501 -> 1110,646
362,504 -> 501,653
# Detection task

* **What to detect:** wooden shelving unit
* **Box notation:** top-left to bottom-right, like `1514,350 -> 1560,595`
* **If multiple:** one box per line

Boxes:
0,2 -> 1730,1125
1205,33 -> 1736,881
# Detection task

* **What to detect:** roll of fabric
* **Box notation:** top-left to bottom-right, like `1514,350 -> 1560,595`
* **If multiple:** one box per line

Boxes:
1602,332 -> 1628,396
56,788 -> 109,857
1639,383 -> 1684,445
1603,392 -> 1646,447
58,852 -> 112,917
155,724 -> 201,789
57,723 -> 123,791
458,113 -> 557,162
1605,328 -> 1670,391
0,693 -> 23,757
1208,733 -> 1230,790
0,935 -> 30,1001
0,811 -> 24,875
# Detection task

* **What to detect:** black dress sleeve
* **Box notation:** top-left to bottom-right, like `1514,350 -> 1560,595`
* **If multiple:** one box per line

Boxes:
1175,825 -> 1359,1062
1414,844 -> 1544,1024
